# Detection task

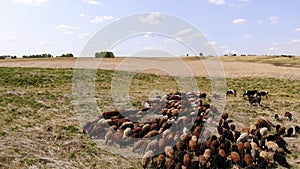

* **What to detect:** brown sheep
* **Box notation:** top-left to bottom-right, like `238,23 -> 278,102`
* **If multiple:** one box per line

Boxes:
237,142 -> 245,155
255,118 -> 272,131
183,153 -> 191,168
143,130 -> 159,138
189,140 -> 197,152
284,112 -> 292,121
243,153 -> 253,167
277,126 -> 286,136
156,154 -> 166,168
230,151 -> 241,164
165,146 -> 174,159
218,149 -> 226,158
198,155 -> 207,167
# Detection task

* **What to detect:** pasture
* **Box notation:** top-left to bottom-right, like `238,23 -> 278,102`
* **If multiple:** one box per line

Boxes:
0,56 -> 299,168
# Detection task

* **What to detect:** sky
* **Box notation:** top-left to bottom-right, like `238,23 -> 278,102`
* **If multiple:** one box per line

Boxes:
1,0 -> 300,57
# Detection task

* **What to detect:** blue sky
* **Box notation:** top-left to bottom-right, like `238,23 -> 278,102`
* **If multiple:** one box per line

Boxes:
1,0 -> 300,57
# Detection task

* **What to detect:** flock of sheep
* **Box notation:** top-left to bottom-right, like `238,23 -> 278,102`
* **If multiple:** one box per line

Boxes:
83,91 -> 298,169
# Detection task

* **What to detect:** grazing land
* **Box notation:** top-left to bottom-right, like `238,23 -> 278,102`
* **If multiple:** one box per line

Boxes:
0,56 -> 299,168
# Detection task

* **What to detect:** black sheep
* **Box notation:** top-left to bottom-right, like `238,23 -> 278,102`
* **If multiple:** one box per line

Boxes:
273,150 -> 290,169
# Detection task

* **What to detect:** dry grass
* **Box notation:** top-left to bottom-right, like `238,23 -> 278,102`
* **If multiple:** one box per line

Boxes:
0,57 -> 299,168
220,55 -> 300,68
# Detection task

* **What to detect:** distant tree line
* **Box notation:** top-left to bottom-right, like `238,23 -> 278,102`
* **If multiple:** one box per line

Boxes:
56,53 -> 74,58
95,51 -> 115,58
22,53 -> 53,58
0,55 -> 17,59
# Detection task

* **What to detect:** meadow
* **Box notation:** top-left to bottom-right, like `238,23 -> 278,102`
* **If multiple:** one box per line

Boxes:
0,56 -> 299,168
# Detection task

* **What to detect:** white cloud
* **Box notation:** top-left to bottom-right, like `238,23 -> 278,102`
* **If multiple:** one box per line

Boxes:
233,18 -> 245,25
54,24 -> 79,34
228,3 -> 243,7
243,34 -> 253,39
7,37 -> 19,42
90,16 -> 114,23
12,0 -> 47,6
41,41 -> 52,46
209,0 -> 225,5
163,38 -> 176,43
269,16 -> 279,24
291,39 -> 300,44
80,13 -> 90,19
144,32 -> 155,38
257,20 -> 264,25
294,28 -> 300,32
176,29 -> 193,37
140,12 -> 165,25
193,33 -> 204,37
82,0 -> 100,5
209,41 -> 217,46
268,47 -> 278,51
78,33 -> 91,39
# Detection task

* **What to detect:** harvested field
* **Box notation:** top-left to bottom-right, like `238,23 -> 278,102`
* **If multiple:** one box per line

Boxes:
0,56 -> 300,79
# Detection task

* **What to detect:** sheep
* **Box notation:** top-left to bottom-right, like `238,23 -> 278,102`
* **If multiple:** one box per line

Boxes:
123,127 -> 132,138
133,139 -> 148,153
266,141 -> 279,152
162,129 -> 171,138
183,153 -> 191,168
295,125 -> 300,134
153,154 -> 166,169
230,151 -> 241,164
145,139 -> 158,153
259,127 -> 269,137
203,149 -> 211,160
237,132 -> 249,143
285,127 -> 294,137
277,126 -> 286,136
164,146 -> 174,159
284,112 -> 292,121
273,148 -> 291,168
243,153 -> 253,167
104,130 -> 114,145
102,110 -> 121,119
143,130 -> 159,138
258,151 -> 271,168
119,121 -> 134,130
255,118 -> 273,131
142,150 -> 154,169
190,161 -> 200,169
188,140 -> 197,152
83,92 -> 295,169
198,155 -> 207,168
250,142 -> 259,161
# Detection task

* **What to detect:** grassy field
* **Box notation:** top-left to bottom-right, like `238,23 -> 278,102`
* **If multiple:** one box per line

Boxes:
0,66 -> 299,168
220,55 -> 300,68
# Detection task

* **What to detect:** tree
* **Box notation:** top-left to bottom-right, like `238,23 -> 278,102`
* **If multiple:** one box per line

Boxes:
57,53 -> 74,57
95,51 -> 115,58
199,52 -> 203,56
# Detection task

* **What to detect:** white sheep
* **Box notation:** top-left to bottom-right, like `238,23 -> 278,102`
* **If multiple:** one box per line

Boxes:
142,150 -> 154,169
237,132 -> 249,143
266,141 -> 279,152
260,127 -> 269,136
